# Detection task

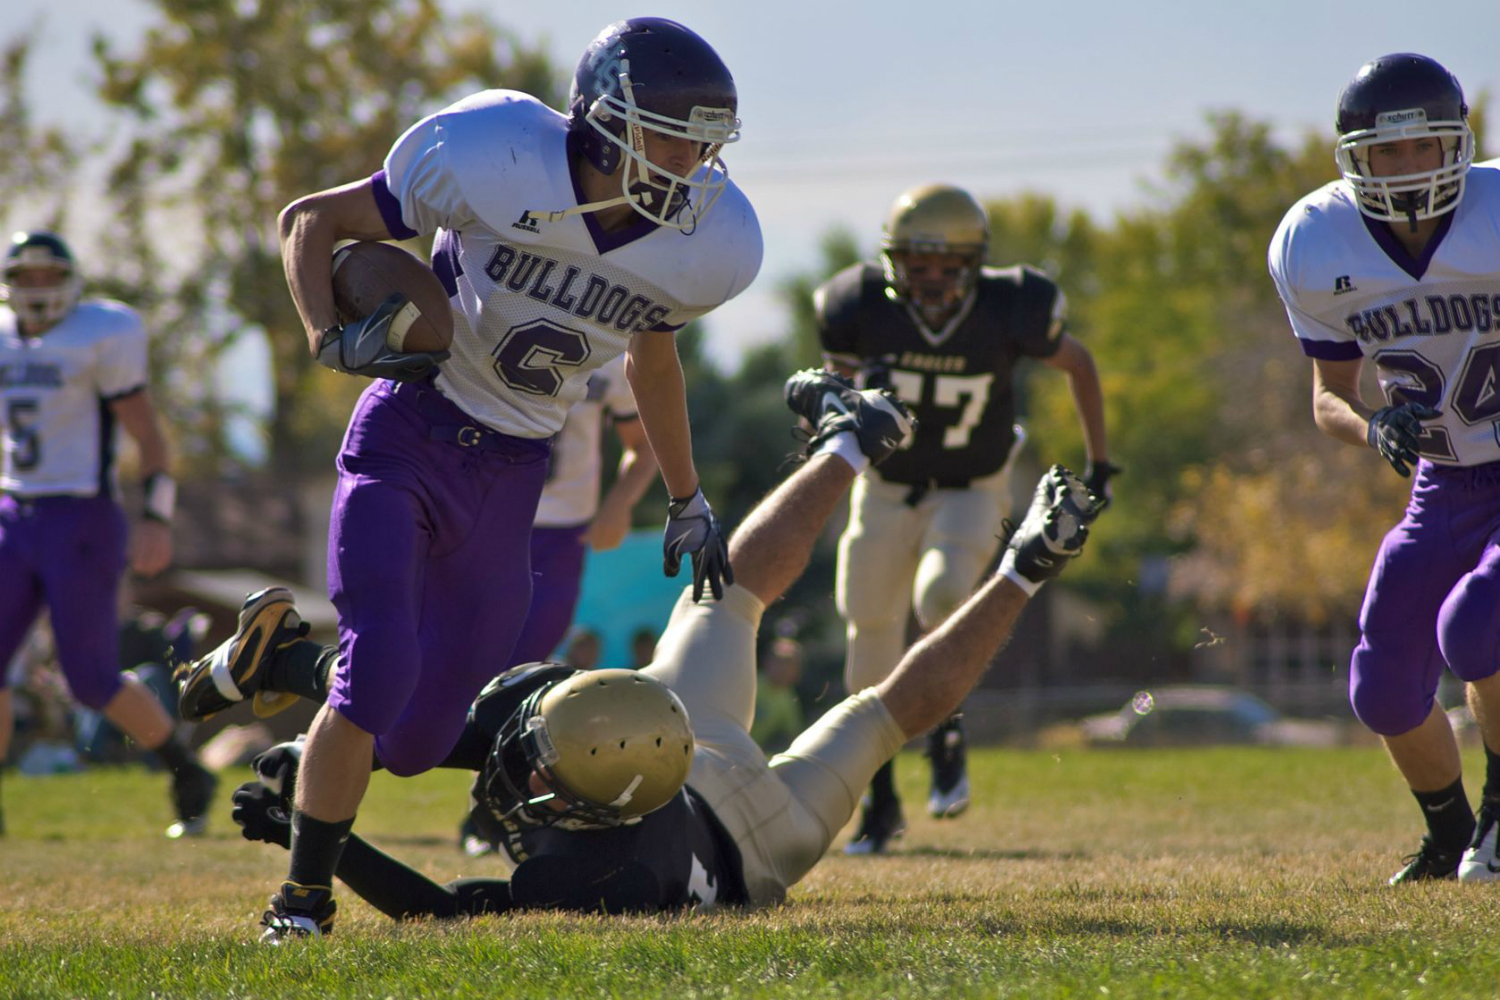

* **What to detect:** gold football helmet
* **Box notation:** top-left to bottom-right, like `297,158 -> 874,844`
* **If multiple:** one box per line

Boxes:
881,183 -> 989,325
488,669 -> 694,828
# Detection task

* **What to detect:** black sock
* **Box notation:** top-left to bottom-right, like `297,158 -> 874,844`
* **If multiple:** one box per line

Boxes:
1413,777 -> 1475,850
288,811 -> 355,897
150,733 -> 197,775
1483,743 -> 1500,806
870,758 -> 897,806
265,641 -> 339,704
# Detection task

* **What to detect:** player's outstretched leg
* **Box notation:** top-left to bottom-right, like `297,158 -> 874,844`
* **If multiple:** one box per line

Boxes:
175,588 -> 307,721
784,368 -> 914,466
926,713 -> 970,819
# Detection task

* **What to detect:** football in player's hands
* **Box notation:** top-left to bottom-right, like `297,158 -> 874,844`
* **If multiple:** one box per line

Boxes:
331,241 -> 454,353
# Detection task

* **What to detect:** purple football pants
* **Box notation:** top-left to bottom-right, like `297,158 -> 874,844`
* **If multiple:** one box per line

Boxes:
508,521 -> 590,666
324,378 -> 550,776
1351,458 -> 1500,736
0,494 -> 128,709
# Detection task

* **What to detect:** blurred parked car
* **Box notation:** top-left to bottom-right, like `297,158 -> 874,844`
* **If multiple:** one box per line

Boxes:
1078,686 -> 1340,748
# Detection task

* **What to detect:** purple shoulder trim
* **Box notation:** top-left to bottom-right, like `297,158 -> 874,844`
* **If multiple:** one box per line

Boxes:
370,170 -> 419,241
1298,338 -> 1363,361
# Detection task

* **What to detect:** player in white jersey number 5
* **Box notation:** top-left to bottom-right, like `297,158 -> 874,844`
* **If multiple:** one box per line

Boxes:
1268,53 -> 1500,885
0,231 -> 217,839
237,18 -> 762,940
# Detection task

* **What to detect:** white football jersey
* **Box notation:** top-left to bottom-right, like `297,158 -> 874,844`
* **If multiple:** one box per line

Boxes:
377,90 -> 762,438
0,300 -> 148,496
534,352 -> 637,527
1269,159 -> 1500,467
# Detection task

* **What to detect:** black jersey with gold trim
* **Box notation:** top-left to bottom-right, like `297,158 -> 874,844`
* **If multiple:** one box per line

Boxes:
459,663 -> 749,911
815,261 -> 1065,486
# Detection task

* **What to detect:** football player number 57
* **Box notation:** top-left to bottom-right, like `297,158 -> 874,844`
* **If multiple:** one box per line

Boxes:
885,370 -> 995,449
6,398 -> 41,470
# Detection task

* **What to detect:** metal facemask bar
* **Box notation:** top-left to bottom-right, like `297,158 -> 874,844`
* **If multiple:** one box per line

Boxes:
1335,115 -> 1474,228
2,261 -> 81,330
536,60 -> 739,232
485,686 -> 635,831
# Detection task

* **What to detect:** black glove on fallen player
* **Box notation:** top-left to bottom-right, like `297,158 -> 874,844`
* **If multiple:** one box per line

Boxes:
663,487 -> 733,602
1367,402 -> 1440,477
316,293 -> 450,382
1083,460 -> 1121,511
232,781 -> 292,848
999,465 -> 1100,589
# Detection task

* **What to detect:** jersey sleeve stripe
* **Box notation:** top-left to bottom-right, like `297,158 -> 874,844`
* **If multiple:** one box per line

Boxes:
370,170 -> 420,241
100,383 -> 147,403
1297,337 -> 1363,361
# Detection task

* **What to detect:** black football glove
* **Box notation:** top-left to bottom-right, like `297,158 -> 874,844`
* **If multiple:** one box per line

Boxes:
1000,465 -> 1100,589
1082,460 -> 1121,510
250,736 -> 305,807
1367,402 -> 1441,477
663,487 -> 733,602
316,293 -> 449,382
231,780 -> 292,848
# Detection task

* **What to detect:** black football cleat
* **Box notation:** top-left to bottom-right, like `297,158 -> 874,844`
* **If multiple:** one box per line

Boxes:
261,882 -> 336,943
784,368 -> 915,467
166,762 -> 219,839
927,715 -> 970,820
175,588 -> 306,722
844,793 -> 907,856
1388,835 -> 1463,885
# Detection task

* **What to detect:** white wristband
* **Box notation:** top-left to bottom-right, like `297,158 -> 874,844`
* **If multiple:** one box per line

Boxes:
997,549 -> 1042,597
813,431 -> 870,475
143,473 -> 177,523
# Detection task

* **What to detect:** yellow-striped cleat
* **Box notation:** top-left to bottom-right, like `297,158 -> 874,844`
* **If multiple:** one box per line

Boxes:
174,588 -> 306,722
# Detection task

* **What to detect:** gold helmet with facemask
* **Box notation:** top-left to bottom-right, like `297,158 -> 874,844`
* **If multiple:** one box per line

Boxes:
881,184 -> 989,326
487,668 -> 694,829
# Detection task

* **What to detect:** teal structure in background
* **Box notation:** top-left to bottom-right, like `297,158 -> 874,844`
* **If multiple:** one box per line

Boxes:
566,528 -> 687,669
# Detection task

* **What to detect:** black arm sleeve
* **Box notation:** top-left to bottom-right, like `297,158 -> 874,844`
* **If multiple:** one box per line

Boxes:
333,834 -> 515,920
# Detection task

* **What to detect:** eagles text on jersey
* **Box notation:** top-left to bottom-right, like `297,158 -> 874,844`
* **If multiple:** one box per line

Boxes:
815,261 -> 1065,486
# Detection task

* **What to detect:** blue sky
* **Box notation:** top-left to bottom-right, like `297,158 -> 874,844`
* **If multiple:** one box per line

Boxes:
11,0 -> 1500,369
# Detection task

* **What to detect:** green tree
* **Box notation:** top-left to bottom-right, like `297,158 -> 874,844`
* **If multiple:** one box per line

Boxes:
0,28 -> 80,236
91,0 -> 556,473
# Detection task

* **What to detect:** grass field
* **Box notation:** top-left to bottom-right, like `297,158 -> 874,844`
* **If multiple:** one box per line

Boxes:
2,745 -> 1497,999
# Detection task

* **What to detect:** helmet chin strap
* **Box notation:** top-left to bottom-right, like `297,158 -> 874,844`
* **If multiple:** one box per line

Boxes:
529,194 -> 634,224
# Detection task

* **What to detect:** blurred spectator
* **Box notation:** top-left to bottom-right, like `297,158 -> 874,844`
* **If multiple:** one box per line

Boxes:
563,629 -> 603,672
630,627 -> 658,670
752,638 -> 805,755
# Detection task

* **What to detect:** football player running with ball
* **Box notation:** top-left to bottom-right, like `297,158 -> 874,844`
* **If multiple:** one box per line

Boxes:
173,18 -> 761,939
0,231 -> 217,839
1268,53 -> 1500,884
815,184 -> 1112,851
222,373 -> 1100,924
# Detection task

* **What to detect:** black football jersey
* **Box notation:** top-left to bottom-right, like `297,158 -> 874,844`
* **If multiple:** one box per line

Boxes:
816,261 -> 1065,486
455,663 -> 750,911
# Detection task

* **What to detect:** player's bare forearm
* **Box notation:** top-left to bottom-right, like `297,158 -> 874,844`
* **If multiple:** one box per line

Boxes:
626,331 -> 698,499
278,178 -> 394,354
1044,334 -> 1109,462
588,422 -> 659,550
876,572 -> 1030,737
110,390 -> 170,477
1311,357 -> 1374,447
727,453 -> 856,605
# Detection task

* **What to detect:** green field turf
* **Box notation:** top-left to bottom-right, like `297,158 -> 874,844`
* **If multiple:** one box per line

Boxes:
2,746 -> 1496,999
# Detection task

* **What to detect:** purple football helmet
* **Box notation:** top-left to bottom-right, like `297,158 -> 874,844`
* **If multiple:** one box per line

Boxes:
567,18 -> 740,230
1334,53 -> 1473,225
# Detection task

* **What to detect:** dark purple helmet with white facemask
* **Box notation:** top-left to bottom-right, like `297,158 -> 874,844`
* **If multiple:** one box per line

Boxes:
1334,53 -> 1473,225
3,230 -> 82,330
566,18 -> 740,230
